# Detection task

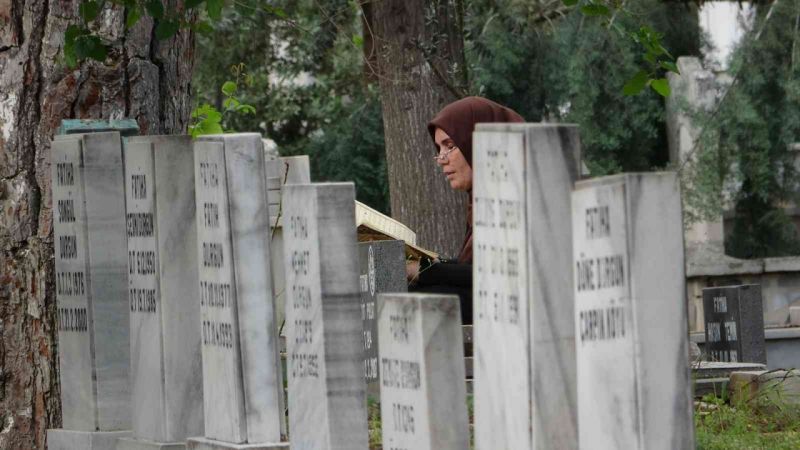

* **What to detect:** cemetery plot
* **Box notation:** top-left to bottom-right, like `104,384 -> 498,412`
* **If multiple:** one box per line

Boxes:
282,183 -> 369,450
189,134 -> 286,448
358,240 -> 407,396
702,284 -> 766,364
119,136 -> 204,448
472,124 -> 581,450
378,293 -> 469,450
572,173 -> 693,450
48,132 -> 131,449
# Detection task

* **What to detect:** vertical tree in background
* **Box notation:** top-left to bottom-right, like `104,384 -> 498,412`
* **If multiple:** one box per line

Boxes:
0,1 -> 195,447
370,0 -> 469,256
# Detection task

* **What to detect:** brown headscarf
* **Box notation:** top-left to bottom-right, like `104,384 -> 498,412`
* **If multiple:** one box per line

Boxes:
427,97 -> 524,263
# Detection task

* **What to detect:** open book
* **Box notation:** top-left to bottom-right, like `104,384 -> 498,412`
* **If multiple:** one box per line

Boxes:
355,201 -> 438,260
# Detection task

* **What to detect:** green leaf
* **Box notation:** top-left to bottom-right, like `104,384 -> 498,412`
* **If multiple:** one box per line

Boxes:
64,45 -> 78,68
126,5 -> 141,29
65,24 -> 85,43
352,34 -> 363,48
562,0 -> 579,5
237,104 -> 256,114
145,0 -> 164,19
581,4 -> 610,16
623,70 -> 649,96
265,5 -> 287,18
650,78 -> 671,97
192,104 -> 223,123
644,52 -> 656,64
199,120 -> 224,135
155,19 -> 179,39
79,1 -> 101,22
222,97 -> 240,110
186,0 -> 205,8
193,20 -> 214,35
221,81 -> 237,96
206,0 -> 223,20
74,35 -> 107,62
660,60 -> 679,74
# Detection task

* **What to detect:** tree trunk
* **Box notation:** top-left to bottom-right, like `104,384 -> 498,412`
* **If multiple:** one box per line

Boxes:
370,0 -> 469,256
0,2 -> 195,448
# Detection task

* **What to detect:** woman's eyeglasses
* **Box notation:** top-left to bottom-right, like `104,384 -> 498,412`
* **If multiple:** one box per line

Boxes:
433,145 -> 458,162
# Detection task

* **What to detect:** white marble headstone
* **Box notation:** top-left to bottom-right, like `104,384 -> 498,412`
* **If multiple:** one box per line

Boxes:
572,173 -> 693,450
282,183 -> 369,450
472,124 -> 581,449
188,134 -> 286,448
120,135 -> 204,447
49,132 -> 130,440
378,293 -> 468,450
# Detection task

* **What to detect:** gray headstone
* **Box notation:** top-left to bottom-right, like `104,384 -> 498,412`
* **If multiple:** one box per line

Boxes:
119,136 -> 204,448
472,124 -> 581,449
282,183 -> 369,450
49,132 -> 131,440
377,293 -> 468,450
702,284 -> 766,364
358,240 -> 407,396
572,173 -> 693,449
186,134 -> 287,448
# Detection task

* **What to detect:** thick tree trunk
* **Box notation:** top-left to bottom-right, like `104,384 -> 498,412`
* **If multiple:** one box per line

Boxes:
370,0 -> 469,256
0,2 -> 194,448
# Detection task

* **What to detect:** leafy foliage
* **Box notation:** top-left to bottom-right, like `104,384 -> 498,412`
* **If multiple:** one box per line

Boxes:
684,1 -> 800,258
188,63 -> 257,138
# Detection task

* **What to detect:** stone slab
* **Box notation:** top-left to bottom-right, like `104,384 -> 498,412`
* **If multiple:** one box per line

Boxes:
282,183 -> 368,450
358,240 -> 407,396
702,284 -> 766,364
116,437 -> 185,450
47,429 -> 131,450
187,437 -> 289,450
378,293 -> 468,450
472,123 -> 581,450
58,119 -> 140,137
728,369 -> 800,406
51,132 -> 130,431
572,173 -> 693,450
124,136 -> 204,442
692,361 -> 767,379
194,134 -> 285,443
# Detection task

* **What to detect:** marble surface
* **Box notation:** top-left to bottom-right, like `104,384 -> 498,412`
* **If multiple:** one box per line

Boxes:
572,173 -> 693,450
124,136 -> 204,443
51,132 -> 130,432
282,183 -> 369,450
472,124 -> 581,449
116,437 -> 186,450
194,134 -> 285,443
187,437 -> 288,450
358,240 -> 407,395
702,284 -> 766,364
47,429 -> 131,450
378,293 -> 468,450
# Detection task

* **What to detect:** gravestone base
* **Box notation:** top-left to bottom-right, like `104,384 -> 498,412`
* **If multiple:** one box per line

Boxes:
187,437 -> 289,450
116,437 -> 186,450
47,429 -> 131,450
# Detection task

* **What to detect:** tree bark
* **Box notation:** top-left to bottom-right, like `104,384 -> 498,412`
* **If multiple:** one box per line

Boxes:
0,2 -> 195,448
370,0 -> 469,256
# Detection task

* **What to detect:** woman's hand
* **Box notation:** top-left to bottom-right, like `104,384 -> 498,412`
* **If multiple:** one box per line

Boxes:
406,259 -> 421,283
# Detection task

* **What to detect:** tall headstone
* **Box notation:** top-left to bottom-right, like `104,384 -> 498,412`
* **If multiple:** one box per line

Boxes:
378,293 -> 468,450
572,173 -> 693,450
117,136 -> 204,450
186,134 -> 287,450
358,240 -> 407,396
265,156 -> 311,331
702,284 -> 766,364
472,124 -> 581,449
282,183 -> 369,450
47,132 -> 132,450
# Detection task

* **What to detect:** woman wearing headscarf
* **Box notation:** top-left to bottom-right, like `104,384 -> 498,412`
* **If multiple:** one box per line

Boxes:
407,96 -> 524,324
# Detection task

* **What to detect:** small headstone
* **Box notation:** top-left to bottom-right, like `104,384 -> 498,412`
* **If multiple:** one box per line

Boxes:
282,183 -> 369,450
358,240 -> 407,396
572,173 -> 693,449
186,134 -> 287,450
702,284 -> 767,364
47,132 -> 132,449
265,156 -> 311,333
117,136 -> 204,449
472,124 -> 581,449
378,293 -> 469,450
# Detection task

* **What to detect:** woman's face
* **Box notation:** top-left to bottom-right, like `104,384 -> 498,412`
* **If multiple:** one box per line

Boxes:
434,128 -> 473,191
